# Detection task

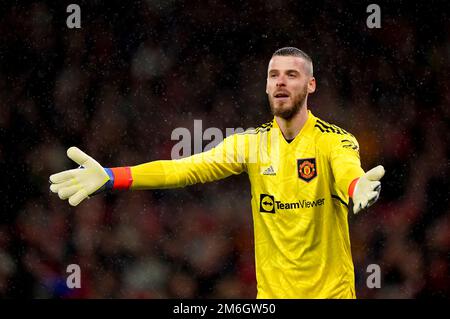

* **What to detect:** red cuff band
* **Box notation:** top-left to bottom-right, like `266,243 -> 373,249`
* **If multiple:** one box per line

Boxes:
111,167 -> 133,190
348,178 -> 359,198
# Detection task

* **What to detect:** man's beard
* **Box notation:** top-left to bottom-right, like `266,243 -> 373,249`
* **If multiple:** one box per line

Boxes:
269,86 -> 308,120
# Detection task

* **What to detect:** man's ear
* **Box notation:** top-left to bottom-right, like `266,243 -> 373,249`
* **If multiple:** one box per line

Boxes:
308,77 -> 316,94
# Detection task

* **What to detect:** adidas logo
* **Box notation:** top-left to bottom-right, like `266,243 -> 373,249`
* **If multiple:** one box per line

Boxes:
262,165 -> 276,176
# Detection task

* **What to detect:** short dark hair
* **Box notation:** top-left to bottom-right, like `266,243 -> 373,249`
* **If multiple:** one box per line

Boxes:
272,47 -> 313,75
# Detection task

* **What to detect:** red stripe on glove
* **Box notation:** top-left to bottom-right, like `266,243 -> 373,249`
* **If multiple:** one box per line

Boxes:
111,167 -> 133,190
348,177 -> 359,199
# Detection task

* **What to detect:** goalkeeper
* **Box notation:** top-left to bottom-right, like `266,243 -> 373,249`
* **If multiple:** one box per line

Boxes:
50,47 -> 385,298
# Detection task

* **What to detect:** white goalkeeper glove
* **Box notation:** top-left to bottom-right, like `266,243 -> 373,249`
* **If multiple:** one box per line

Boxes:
49,147 -> 110,206
352,165 -> 385,214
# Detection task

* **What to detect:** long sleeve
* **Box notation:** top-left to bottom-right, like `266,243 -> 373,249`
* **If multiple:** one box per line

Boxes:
130,134 -> 247,190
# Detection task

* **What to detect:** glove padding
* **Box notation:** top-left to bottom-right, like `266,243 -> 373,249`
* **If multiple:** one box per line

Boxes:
352,165 -> 385,214
49,147 -> 110,206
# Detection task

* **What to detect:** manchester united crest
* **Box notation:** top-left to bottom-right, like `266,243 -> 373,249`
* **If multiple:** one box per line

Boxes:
297,158 -> 317,182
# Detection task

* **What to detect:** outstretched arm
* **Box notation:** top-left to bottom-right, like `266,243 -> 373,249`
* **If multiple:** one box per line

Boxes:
50,136 -> 246,206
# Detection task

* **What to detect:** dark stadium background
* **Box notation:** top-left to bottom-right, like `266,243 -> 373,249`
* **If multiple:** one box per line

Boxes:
0,0 -> 449,298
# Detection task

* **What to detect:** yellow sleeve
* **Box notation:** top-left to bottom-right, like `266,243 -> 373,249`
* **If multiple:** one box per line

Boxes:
130,134 -> 247,190
328,134 -> 365,198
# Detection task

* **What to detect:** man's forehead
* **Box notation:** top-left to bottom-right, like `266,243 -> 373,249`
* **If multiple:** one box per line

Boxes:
267,55 -> 307,71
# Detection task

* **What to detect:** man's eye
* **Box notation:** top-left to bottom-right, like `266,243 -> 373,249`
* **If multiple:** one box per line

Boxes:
270,74 -> 277,78
288,74 -> 296,78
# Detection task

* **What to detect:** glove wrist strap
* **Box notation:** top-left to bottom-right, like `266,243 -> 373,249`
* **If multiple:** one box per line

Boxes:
105,167 -> 133,190
348,177 -> 359,198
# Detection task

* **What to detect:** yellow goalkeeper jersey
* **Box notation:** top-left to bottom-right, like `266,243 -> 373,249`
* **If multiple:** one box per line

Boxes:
129,110 -> 364,298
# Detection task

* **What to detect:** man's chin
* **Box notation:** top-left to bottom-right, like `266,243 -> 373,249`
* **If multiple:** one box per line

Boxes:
272,108 -> 297,120
272,102 -> 291,113
273,104 -> 290,113
270,102 -> 303,119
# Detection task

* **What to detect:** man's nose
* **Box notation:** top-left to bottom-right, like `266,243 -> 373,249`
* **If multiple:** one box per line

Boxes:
276,75 -> 286,86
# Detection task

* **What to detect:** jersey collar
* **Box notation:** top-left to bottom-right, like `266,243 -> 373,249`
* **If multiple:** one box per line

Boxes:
272,109 -> 316,144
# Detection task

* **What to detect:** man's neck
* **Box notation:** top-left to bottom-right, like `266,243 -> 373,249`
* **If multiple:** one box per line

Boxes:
275,106 -> 309,141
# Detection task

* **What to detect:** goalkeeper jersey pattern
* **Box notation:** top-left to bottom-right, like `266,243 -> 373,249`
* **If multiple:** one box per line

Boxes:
130,110 -> 364,298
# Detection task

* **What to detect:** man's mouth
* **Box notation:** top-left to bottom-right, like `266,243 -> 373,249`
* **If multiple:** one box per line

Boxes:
274,92 -> 290,101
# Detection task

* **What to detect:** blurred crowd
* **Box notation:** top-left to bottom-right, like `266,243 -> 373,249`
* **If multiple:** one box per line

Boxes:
0,1 -> 449,298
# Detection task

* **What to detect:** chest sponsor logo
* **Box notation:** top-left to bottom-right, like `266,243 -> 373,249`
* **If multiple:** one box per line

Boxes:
259,194 -> 275,213
297,158 -> 317,182
259,193 -> 325,213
